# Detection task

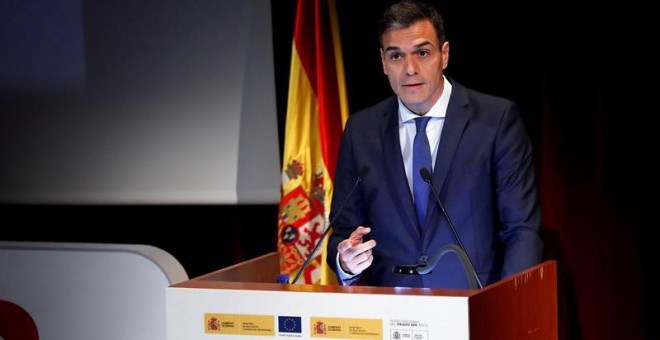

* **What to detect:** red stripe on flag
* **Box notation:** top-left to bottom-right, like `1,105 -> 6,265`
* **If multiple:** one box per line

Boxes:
293,0 -> 344,180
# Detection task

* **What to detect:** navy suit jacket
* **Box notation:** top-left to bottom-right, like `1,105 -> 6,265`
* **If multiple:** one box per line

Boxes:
327,79 -> 543,289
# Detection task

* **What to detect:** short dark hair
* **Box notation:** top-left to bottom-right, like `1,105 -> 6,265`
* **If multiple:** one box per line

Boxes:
379,0 -> 446,47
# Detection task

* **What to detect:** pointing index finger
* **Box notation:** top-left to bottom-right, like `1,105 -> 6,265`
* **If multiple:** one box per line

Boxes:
350,226 -> 371,239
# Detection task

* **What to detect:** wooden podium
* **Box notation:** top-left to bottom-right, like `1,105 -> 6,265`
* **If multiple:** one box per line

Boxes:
167,252 -> 557,339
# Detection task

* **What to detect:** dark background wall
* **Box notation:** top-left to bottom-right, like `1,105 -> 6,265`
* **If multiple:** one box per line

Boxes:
2,1 -> 653,339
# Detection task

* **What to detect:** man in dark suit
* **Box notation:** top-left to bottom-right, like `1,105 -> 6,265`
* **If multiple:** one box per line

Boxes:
326,0 -> 543,289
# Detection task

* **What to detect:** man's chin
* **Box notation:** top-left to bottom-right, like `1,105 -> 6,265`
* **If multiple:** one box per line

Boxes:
400,97 -> 428,114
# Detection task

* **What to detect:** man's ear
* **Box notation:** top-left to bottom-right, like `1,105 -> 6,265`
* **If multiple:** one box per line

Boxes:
441,41 -> 450,70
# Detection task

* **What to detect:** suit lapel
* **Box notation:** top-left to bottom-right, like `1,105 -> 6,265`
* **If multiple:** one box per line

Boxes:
431,83 -> 469,197
380,100 -> 420,238
423,82 -> 470,246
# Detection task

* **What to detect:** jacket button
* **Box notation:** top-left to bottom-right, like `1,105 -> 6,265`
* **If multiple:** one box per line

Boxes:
419,255 -> 429,264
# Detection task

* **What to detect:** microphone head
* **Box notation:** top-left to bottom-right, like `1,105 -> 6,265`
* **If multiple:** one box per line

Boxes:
419,167 -> 432,182
392,264 -> 422,275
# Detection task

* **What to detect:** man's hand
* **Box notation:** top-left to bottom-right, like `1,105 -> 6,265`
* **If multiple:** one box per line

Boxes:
337,226 -> 377,275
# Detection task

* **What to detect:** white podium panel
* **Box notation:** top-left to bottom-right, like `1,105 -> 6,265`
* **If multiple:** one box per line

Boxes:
167,285 -> 470,340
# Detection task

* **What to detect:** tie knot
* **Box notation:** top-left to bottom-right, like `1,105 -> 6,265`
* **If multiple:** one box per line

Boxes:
415,117 -> 431,132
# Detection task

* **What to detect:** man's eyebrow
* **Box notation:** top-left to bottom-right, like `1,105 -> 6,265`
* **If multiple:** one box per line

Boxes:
414,41 -> 433,49
383,41 -> 433,53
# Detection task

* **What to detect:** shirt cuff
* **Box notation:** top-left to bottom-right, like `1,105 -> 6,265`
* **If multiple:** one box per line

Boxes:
336,253 -> 359,285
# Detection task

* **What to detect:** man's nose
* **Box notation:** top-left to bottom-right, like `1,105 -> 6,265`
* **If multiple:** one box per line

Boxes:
404,58 -> 419,76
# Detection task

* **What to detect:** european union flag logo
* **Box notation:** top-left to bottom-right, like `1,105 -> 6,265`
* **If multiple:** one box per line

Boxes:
278,316 -> 302,333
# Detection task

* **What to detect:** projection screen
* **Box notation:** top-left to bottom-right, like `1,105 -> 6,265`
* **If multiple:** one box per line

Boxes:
0,0 -> 280,204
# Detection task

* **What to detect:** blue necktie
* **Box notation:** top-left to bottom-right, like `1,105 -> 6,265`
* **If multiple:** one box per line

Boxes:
413,117 -> 432,230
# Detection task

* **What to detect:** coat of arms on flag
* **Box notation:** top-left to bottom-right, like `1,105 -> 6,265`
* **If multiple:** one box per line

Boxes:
278,160 -> 327,283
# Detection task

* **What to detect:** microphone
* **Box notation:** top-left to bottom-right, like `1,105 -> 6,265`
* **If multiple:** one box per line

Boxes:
392,168 -> 484,289
290,166 -> 370,284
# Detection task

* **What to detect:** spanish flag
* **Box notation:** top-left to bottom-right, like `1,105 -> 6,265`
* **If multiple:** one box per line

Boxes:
277,0 -> 348,284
